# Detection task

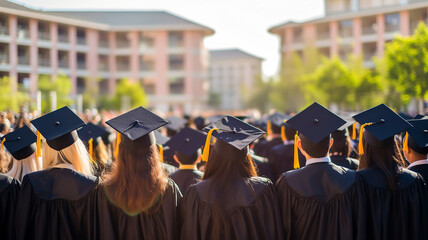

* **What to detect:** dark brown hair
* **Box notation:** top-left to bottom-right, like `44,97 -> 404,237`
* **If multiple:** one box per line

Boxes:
358,137 -> 404,190
104,136 -> 168,215
175,151 -> 199,165
284,125 -> 297,141
299,134 -> 331,158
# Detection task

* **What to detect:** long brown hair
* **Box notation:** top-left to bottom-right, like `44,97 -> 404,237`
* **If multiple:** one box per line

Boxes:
358,137 -> 404,190
202,139 -> 257,237
104,135 -> 168,215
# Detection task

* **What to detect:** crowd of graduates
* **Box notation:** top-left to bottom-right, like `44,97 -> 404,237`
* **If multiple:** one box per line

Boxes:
0,102 -> 427,240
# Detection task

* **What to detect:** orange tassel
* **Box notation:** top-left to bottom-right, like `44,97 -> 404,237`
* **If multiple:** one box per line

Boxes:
159,145 -> 164,163
294,131 -> 300,169
403,132 -> 409,153
266,121 -> 272,137
36,130 -> 41,157
114,132 -> 121,157
358,123 -> 373,155
202,128 -> 218,162
352,123 -> 357,140
1,137 -> 5,151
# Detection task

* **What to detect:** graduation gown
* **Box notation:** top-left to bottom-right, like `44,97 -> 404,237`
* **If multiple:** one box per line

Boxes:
356,168 -> 428,240
250,153 -> 274,181
170,169 -> 203,193
253,137 -> 283,158
180,177 -> 284,240
267,143 -> 305,182
330,155 -> 359,170
276,162 -> 363,240
408,163 -> 428,183
0,174 -> 20,240
163,163 -> 178,176
15,168 -> 99,240
96,179 -> 182,240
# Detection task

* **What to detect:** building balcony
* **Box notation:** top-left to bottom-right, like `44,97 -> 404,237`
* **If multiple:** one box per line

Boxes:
99,40 -> 109,48
139,63 -> 155,71
0,26 -> 8,36
116,41 -> 130,49
77,37 -> 86,45
98,62 -> 109,71
58,34 -> 68,43
38,58 -> 50,67
0,54 -> 8,65
77,61 -> 86,70
38,31 -> 50,41
317,31 -> 330,41
117,64 -> 130,72
385,25 -> 400,33
17,29 -> 29,40
58,60 -> 69,69
362,26 -> 377,35
18,56 -> 29,65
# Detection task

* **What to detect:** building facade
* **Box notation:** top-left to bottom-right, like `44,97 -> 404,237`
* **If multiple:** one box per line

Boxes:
0,0 -> 214,113
269,0 -> 428,69
209,49 -> 262,111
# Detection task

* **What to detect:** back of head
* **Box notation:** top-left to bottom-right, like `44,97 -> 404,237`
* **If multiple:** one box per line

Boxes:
7,154 -> 42,182
104,135 -> 168,215
330,130 -> 351,156
175,151 -> 199,165
299,134 -> 331,158
284,125 -> 296,141
43,138 -> 94,176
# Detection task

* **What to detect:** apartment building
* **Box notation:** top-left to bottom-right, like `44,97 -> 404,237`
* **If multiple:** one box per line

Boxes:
269,0 -> 428,69
0,0 -> 214,113
209,49 -> 262,111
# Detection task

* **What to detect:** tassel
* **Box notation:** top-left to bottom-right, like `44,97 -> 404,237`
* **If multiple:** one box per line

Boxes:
1,137 -> 5,151
88,138 -> 93,158
202,128 -> 218,162
114,132 -> 121,158
293,131 -> 300,169
266,120 -> 272,137
358,123 -> 373,155
403,132 -> 409,153
159,145 -> 164,163
36,130 -> 41,157
281,125 -> 286,142
352,123 -> 357,140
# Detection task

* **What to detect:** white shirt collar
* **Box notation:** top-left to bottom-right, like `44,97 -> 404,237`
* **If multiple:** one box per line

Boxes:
283,140 -> 294,145
306,156 -> 331,166
407,159 -> 428,169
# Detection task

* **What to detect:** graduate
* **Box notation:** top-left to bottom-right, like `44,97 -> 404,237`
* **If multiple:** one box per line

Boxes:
193,116 -> 206,131
253,112 -> 287,158
268,122 -> 305,182
3,125 -> 42,182
276,102 -> 363,240
403,119 -> 428,180
180,115 -> 283,240
78,122 -> 113,176
165,116 -> 187,137
97,107 -> 182,240
353,104 -> 428,240
329,121 -> 359,170
16,106 -> 99,240
166,126 -> 206,193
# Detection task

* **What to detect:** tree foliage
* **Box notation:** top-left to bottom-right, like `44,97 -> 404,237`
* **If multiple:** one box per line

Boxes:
37,74 -> 73,113
108,79 -> 148,110
0,76 -> 29,112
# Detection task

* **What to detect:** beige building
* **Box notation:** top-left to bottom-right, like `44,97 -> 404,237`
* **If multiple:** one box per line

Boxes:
209,49 -> 262,111
0,0 -> 214,113
269,0 -> 428,69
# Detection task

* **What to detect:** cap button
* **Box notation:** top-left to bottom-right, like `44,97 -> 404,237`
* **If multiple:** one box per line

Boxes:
17,137 -> 20,140
185,138 -> 190,142
380,119 -> 385,123
313,119 -> 319,125
424,130 -> 428,134
55,121 -> 60,126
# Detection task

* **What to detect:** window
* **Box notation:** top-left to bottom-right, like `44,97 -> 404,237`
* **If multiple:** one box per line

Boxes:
169,54 -> 184,70
385,13 -> 400,32
169,77 -> 184,94
169,31 -> 184,48
339,19 -> 353,38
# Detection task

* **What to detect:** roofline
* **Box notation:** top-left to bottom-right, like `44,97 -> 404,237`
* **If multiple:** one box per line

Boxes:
209,48 -> 264,61
269,1 -> 428,35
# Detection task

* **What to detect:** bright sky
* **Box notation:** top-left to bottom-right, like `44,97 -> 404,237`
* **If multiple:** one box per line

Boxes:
18,0 -> 324,77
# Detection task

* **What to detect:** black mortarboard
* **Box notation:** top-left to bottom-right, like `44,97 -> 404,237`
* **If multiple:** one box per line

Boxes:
31,106 -> 85,151
165,116 -> 187,132
399,112 -> 413,120
414,114 -> 427,120
2,125 -> 36,160
406,119 -> 428,154
77,122 -> 110,146
193,116 -> 205,127
353,104 -> 412,146
165,127 -> 207,157
235,115 -> 250,121
268,112 -> 289,127
154,131 -> 170,146
105,107 -> 169,147
286,102 -> 346,143
203,115 -> 265,150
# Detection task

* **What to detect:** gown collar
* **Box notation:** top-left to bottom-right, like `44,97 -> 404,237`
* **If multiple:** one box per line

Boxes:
407,159 -> 428,169
306,156 -> 331,166
52,163 -> 75,171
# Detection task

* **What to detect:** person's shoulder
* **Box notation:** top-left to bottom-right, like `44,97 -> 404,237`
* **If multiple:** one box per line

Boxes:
0,173 -> 19,192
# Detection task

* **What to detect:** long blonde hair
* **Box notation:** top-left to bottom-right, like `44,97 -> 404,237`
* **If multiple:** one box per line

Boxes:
43,139 -> 94,176
7,154 -> 43,182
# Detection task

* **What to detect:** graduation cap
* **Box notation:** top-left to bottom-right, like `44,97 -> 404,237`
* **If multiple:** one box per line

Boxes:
193,116 -> 205,128
403,119 -> 428,154
353,103 -> 413,154
165,126 -> 207,159
77,123 -> 111,158
2,125 -> 36,160
31,106 -> 85,151
105,107 -> 169,149
154,131 -> 170,146
202,115 -> 265,161
165,116 -> 187,132
286,102 -> 346,169
414,114 -> 427,120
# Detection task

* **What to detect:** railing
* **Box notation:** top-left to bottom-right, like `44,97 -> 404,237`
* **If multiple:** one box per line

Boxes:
77,37 -> 86,45
17,29 -> 29,40
316,31 -> 330,41
77,61 -> 86,69
117,63 -> 130,71
98,62 -> 108,71
116,41 -> 130,48
0,26 -> 8,36
0,54 -> 8,64
339,29 -> 353,38
18,56 -> 29,65
169,63 -> 184,71
385,24 -> 400,33
362,26 -> 377,35
38,58 -> 50,67
58,60 -> 68,68
58,34 -> 68,43
38,31 -> 50,41
99,40 -> 109,48
139,62 -> 155,71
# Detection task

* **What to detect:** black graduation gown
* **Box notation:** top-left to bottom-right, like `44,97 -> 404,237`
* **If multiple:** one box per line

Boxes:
15,168 -> 98,240
408,163 -> 428,183
253,137 -> 283,158
276,162 -> 363,240
180,177 -> 284,240
0,174 -> 20,240
356,168 -> 428,240
163,162 -> 178,175
267,143 -> 305,182
96,179 -> 182,240
330,155 -> 359,170
170,169 -> 203,193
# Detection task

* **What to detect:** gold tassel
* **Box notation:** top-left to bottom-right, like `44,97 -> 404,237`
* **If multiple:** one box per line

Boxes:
159,145 -> 164,163
293,131 -> 300,169
281,125 -> 286,142
1,137 -> 5,151
88,138 -> 93,158
358,123 -> 373,155
352,123 -> 357,140
202,128 -> 218,162
114,132 -> 121,157
403,132 -> 409,153
36,130 -> 41,157
266,120 -> 272,137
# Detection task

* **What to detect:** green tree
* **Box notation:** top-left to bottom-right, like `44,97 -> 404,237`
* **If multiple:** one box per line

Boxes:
37,74 -> 73,113
208,92 -> 221,109
0,76 -> 29,111
243,76 -> 273,113
383,22 -> 428,113
110,78 -> 148,110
